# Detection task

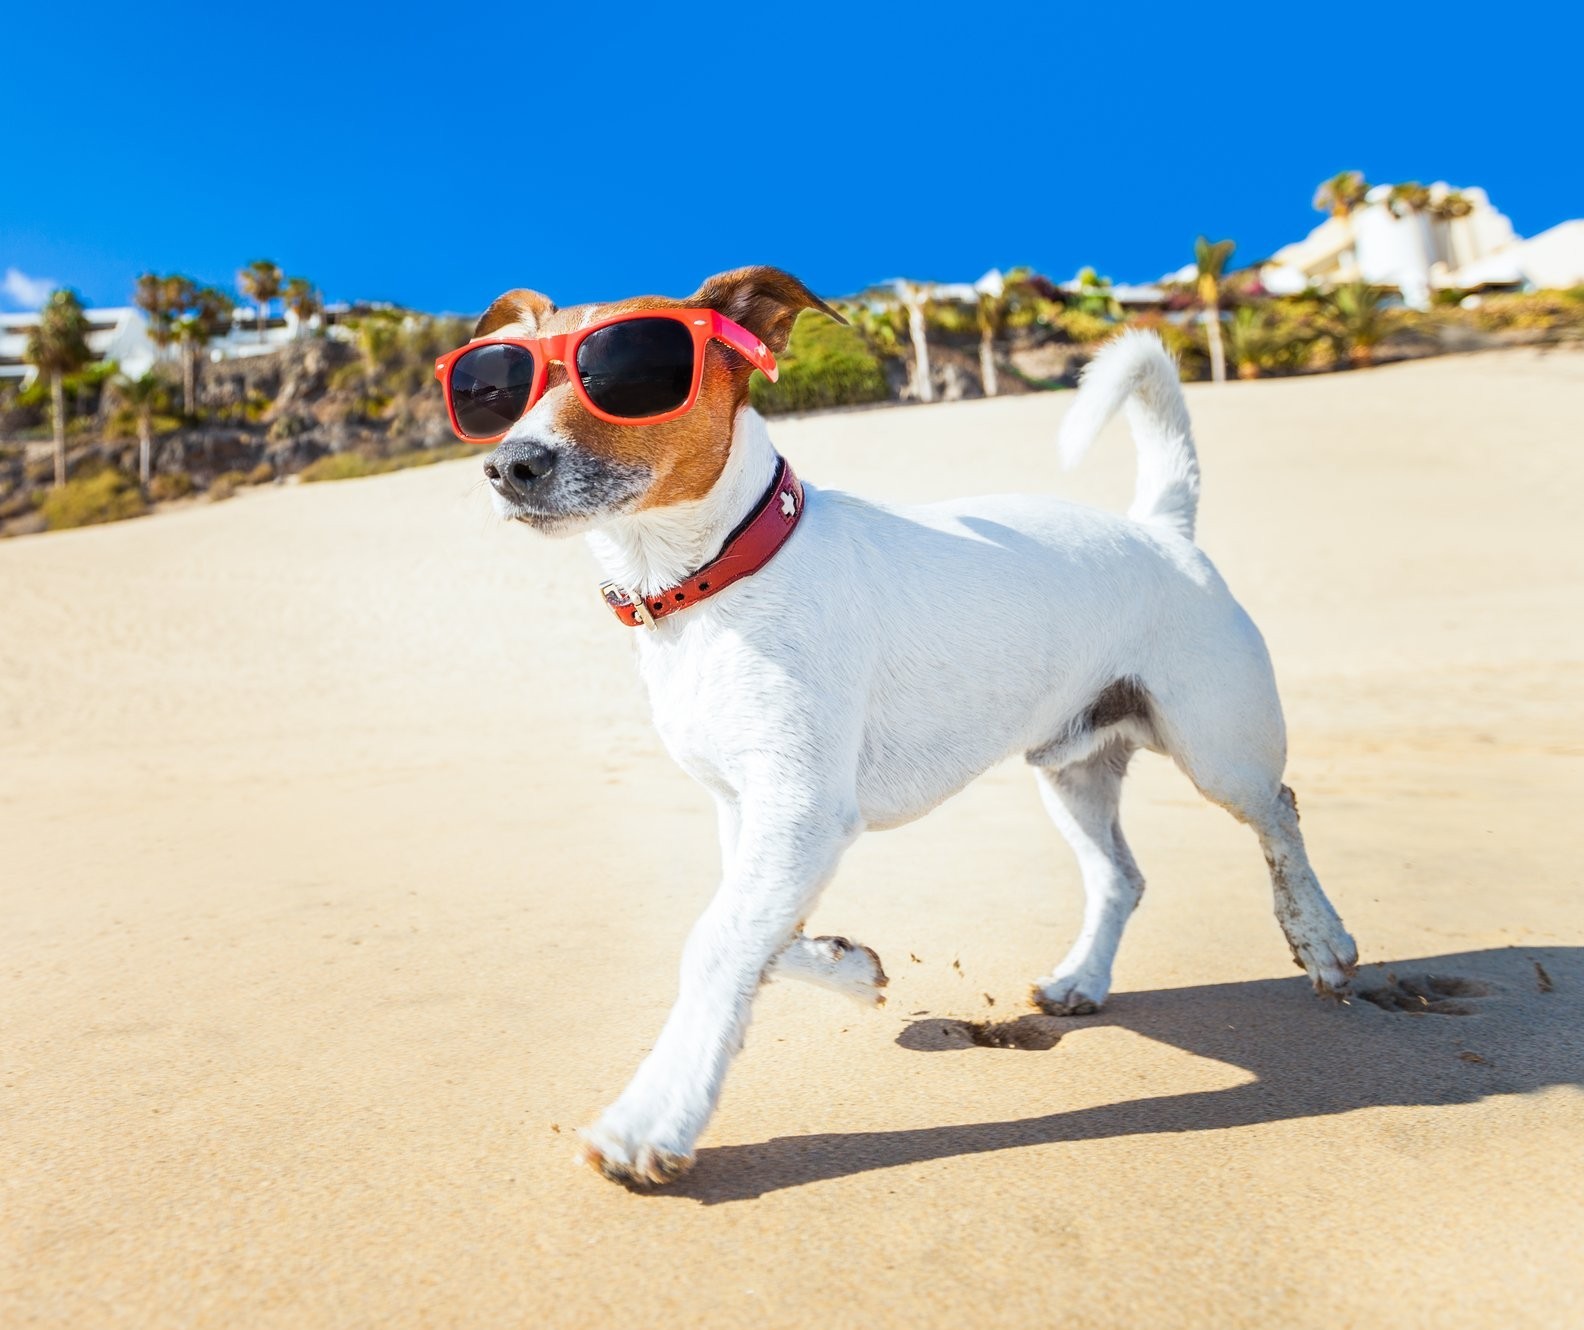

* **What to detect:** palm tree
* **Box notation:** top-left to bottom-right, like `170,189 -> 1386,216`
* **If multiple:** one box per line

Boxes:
1071,266 -> 1121,318
972,267 -> 1041,398
893,280 -> 934,402
24,289 -> 93,488
237,260 -> 283,342
282,277 -> 322,338
133,273 -> 194,365
1429,190 -> 1474,222
1387,181 -> 1432,218
1384,183 -> 1438,309
134,274 -> 169,359
1313,170 -> 1371,219
1194,236 -> 1236,383
1323,282 -> 1393,367
841,298 -> 908,358
1225,303 -> 1325,379
975,272 -> 1005,398
174,286 -> 234,414
174,317 -> 205,415
114,371 -> 165,486
1224,307 -> 1271,380
1313,171 -> 1372,280
1426,189 -> 1477,289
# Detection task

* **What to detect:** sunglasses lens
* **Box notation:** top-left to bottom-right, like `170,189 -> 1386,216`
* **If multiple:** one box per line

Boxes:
575,317 -> 695,419
450,344 -> 536,439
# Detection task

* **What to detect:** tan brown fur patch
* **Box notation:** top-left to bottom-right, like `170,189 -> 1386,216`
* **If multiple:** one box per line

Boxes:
474,288 -> 557,337
690,266 -> 844,356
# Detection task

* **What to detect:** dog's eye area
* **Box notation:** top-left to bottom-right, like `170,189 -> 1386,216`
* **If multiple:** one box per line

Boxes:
575,319 -> 695,419
451,345 -> 537,438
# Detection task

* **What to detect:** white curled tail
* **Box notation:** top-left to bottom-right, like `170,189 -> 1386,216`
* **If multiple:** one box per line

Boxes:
1056,329 -> 1200,542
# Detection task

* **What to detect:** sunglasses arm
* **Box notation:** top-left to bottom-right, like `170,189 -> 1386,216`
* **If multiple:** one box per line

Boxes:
709,311 -> 779,384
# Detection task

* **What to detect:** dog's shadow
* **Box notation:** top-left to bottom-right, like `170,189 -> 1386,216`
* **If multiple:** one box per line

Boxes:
655,945 -> 1580,1205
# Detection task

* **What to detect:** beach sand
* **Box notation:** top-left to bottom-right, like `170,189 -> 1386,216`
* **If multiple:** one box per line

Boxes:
3,348 -> 1581,1329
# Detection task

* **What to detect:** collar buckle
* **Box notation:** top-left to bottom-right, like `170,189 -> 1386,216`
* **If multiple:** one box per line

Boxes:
597,455 -> 802,630
601,581 -> 658,630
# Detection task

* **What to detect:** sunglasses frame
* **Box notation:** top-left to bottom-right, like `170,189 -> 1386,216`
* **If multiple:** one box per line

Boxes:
433,307 -> 780,443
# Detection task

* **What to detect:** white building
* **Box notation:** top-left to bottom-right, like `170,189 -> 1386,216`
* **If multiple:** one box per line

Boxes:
206,304 -> 346,360
0,306 -> 157,384
1258,184 -> 1584,308
1441,219 -> 1584,293
1,301 -> 359,383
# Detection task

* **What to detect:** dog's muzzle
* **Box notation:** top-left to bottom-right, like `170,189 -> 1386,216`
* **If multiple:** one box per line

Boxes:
483,438 -> 557,502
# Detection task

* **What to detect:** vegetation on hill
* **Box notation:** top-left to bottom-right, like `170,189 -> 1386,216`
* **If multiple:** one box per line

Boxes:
38,467 -> 146,530
749,313 -> 889,414
3,186 -> 1584,536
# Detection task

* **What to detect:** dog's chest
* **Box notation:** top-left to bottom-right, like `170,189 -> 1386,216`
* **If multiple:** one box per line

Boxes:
634,632 -> 782,795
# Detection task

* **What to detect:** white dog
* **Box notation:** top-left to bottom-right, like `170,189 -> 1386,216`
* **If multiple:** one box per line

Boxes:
455,267 -> 1358,1186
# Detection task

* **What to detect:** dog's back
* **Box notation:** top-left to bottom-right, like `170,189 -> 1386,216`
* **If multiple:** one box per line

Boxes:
700,334 -> 1230,822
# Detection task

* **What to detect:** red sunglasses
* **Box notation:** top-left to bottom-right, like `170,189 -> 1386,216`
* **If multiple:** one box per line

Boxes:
433,307 -> 779,444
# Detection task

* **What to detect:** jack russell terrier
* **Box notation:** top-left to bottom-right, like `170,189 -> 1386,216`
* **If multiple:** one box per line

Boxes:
435,266 -> 1359,1186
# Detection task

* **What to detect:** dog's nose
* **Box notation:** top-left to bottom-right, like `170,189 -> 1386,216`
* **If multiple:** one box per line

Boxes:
484,439 -> 557,497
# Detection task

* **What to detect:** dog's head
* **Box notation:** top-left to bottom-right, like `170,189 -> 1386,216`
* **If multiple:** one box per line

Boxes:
468,267 -> 838,534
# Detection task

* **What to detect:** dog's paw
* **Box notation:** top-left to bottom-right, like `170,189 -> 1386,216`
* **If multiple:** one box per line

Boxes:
812,935 -> 890,1007
1029,972 -> 1108,1016
770,933 -> 889,1007
1289,927 -> 1359,1001
577,1121 -> 695,1188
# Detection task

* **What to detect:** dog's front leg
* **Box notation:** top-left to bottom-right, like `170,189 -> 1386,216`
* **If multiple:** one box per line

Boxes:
579,798 -> 858,1187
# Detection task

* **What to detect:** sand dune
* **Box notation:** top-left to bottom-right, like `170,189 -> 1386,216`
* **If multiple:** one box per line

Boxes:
3,348 -> 1581,1328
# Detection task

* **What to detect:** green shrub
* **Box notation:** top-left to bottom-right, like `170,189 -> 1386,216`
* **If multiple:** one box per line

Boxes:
299,445 -> 474,483
923,303 -> 976,337
209,471 -> 248,501
39,470 -> 146,530
750,311 -> 889,415
148,471 -> 194,502
1223,303 -> 1325,377
1051,309 -> 1118,345
1462,291 -> 1584,334
1319,283 -> 1400,366
267,412 -> 311,443
328,362 -> 365,392
383,444 -> 473,470
299,453 -> 385,482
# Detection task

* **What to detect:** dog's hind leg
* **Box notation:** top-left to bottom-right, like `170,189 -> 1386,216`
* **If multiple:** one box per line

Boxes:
1150,634 -> 1358,998
768,933 -> 889,1006
1030,743 -> 1145,1015
1243,781 -> 1357,997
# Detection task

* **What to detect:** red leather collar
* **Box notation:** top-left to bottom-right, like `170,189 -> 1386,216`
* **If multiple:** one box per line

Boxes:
601,456 -> 805,629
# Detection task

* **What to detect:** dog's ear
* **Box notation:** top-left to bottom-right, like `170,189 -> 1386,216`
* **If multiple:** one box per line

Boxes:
474,289 -> 556,338
690,266 -> 844,356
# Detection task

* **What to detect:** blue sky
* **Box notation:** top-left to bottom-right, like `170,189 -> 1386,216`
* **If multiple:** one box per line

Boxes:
2,1 -> 1579,315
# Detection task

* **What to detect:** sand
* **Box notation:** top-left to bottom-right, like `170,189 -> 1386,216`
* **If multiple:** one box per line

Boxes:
2,348 -> 1582,1329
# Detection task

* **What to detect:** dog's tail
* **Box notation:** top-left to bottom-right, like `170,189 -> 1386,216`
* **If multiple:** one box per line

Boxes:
1056,330 -> 1200,542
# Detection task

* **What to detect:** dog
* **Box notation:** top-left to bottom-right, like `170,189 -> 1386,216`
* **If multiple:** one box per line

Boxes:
452,266 -> 1359,1186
